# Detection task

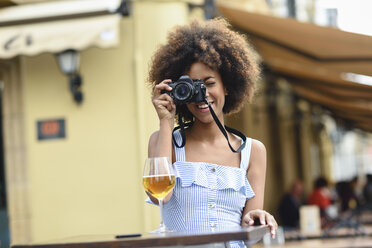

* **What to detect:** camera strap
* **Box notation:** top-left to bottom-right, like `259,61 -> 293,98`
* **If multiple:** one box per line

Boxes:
172,113 -> 190,149
207,100 -> 246,153
172,100 -> 246,153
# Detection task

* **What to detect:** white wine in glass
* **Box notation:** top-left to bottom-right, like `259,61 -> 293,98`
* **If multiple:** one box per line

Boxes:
143,157 -> 175,233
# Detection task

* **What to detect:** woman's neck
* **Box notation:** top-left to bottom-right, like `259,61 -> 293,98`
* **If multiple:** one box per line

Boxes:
187,118 -> 226,143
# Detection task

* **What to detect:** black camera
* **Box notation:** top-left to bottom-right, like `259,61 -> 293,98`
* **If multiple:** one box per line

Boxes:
161,75 -> 206,105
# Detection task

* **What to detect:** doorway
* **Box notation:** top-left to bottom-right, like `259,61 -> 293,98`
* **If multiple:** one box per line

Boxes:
0,77 -> 10,247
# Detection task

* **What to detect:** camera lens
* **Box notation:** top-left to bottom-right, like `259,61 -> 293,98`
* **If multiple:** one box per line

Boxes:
174,83 -> 192,101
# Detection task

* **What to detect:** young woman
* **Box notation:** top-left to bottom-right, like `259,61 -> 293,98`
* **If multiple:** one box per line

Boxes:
146,18 -> 277,247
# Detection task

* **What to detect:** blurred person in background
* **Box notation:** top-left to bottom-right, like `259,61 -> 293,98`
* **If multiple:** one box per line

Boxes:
335,177 -> 360,213
278,179 -> 304,229
307,177 -> 333,218
363,174 -> 372,209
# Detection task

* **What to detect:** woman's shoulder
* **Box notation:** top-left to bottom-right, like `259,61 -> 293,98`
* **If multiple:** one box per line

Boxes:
148,131 -> 159,157
248,138 -> 266,169
148,130 -> 176,162
148,130 -> 160,145
251,139 -> 266,153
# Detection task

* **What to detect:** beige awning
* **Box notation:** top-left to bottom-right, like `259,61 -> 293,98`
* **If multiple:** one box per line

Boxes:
0,0 -> 122,59
218,2 -> 372,133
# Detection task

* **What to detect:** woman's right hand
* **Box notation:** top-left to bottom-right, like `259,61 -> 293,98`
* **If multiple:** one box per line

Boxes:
148,79 -> 176,160
152,79 -> 176,122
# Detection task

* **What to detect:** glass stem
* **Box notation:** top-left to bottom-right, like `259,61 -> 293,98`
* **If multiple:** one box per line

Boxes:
159,199 -> 165,231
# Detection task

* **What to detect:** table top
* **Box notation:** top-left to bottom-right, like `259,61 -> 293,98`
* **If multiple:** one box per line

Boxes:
12,226 -> 270,248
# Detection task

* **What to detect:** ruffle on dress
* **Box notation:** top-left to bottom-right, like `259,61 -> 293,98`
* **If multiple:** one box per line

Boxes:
174,162 -> 255,200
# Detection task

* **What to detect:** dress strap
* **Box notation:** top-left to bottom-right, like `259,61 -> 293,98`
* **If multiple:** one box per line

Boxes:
240,137 -> 252,171
173,130 -> 186,162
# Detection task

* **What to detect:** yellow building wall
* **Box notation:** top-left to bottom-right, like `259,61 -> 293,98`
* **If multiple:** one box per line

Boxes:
23,19 -> 142,241
15,1 -> 194,243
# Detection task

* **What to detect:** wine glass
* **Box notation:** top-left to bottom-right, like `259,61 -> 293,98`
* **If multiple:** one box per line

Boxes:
142,157 -> 176,233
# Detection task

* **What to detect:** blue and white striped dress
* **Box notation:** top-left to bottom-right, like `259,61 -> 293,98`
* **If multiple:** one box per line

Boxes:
149,130 -> 255,247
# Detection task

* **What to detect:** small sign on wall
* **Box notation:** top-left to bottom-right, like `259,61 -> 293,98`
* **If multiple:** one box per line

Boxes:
37,119 -> 66,140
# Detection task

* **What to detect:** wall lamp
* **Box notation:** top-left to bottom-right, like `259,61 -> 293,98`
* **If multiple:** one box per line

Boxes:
56,49 -> 83,104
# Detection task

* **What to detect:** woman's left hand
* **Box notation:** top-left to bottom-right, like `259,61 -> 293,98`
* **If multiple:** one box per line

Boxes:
242,209 -> 278,238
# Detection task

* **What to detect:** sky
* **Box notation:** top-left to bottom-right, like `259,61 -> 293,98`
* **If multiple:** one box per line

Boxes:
271,0 -> 372,37
314,0 -> 372,86
315,0 -> 372,36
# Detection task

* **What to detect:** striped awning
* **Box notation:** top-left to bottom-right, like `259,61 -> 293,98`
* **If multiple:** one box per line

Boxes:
0,0 -> 122,59
218,2 -> 372,133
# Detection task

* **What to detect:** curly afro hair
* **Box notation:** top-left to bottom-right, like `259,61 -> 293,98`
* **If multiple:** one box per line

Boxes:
148,18 -> 261,123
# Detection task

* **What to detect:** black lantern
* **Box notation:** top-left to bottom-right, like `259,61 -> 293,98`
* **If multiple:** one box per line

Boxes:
56,49 -> 83,104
